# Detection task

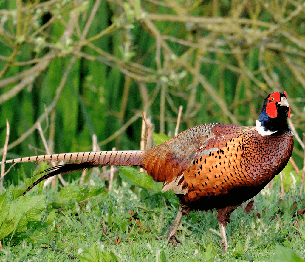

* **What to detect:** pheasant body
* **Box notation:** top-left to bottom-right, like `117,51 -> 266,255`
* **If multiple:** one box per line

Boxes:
0,91 -> 294,253
142,122 -> 293,211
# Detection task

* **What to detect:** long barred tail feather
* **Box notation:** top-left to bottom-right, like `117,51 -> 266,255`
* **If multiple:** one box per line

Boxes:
0,150 -> 145,166
0,150 -> 145,195
21,162 -> 100,196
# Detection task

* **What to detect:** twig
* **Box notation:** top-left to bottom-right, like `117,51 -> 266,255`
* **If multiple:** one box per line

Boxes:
102,219 -> 108,235
138,5 -> 241,125
276,214 -> 282,228
98,113 -> 142,148
140,112 -> 147,151
175,106 -> 183,136
145,116 -> 154,150
83,46 -> 157,82
118,76 -> 131,122
160,84 -> 166,134
80,134 -> 101,185
0,120 -> 10,190
288,118 -> 304,149
92,134 -> 101,152
141,12 -> 239,124
36,123 -> 66,189
146,14 -> 273,28
109,147 -> 116,191
92,135 -> 102,181
289,157 -> 300,175
0,44 -> 21,80
48,110 -> 56,154
0,68 -> 43,105
98,86 -> 160,148
100,167 -> 118,179
37,123 -> 52,153
0,13 -> 79,156
80,168 -> 87,186
0,54 -> 55,89
253,0 -> 305,44
0,0 -> 35,79
82,0 -> 101,40
300,134 -> 305,196
197,74 -> 239,124
0,0 -> 96,155
266,179 -> 274,190
140,113 -> 147,173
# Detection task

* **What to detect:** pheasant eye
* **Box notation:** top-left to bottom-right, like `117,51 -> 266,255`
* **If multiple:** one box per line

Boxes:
284,91 -> 287,98
269,92 -> 281,102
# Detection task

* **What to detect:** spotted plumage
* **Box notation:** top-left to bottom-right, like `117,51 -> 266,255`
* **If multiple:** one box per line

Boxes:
0,91 -> 293,253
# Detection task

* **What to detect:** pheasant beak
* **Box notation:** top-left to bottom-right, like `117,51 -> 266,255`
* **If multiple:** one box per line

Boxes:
278,96 -> 289,107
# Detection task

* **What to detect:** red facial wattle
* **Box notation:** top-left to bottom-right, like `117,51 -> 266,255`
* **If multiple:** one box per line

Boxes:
266,101 -> 278,118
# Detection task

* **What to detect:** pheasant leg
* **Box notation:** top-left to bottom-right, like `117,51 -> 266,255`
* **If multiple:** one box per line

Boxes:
218,220 -> 228,253
217,205 -> 239,253
167,203 -> 189,246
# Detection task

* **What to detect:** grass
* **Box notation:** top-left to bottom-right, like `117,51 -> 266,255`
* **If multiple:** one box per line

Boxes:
0,168 -> 305,261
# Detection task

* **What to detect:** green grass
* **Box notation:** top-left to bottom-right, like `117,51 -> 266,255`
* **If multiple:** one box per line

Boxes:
1,168 -> 305,261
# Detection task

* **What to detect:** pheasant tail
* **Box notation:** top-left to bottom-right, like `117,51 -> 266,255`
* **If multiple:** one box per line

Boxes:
0,150 -> 145,196
1,150 -> 145,166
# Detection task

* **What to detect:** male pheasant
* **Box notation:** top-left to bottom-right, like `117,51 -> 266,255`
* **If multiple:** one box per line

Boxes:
0,91 -> 293,253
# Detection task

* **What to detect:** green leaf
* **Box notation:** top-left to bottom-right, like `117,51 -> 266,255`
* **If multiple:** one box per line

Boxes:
78,242 -> 119,262
0,191 -> 9,228
59,185 -> 107,202
152,133 -> 171,146
46,209 -> 56,225
234,240 -> 244,256
272,245 -> 305,262
158,250 -> 167,262
204,243 -> 216,261
0,193 -> 46,240
119,166 -> 162,193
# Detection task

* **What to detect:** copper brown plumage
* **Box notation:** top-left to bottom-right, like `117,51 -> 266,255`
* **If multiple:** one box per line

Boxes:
0,91 -> 293,253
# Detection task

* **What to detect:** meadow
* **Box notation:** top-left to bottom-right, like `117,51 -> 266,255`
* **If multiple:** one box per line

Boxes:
0,164 -> 305,261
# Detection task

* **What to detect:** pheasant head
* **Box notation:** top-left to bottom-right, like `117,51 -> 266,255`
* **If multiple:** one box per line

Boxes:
256,91 -> 291,136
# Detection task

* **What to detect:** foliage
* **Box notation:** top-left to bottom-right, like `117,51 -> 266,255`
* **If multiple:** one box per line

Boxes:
0,0 -> 304,173
273,245 -> 305,262
0,191 -> 45,240
152,133 -> 172,146
119,166 -> 163,192
0,168 -> 305,261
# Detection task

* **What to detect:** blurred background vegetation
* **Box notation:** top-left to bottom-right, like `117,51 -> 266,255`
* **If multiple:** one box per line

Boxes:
0,0 -> 304,183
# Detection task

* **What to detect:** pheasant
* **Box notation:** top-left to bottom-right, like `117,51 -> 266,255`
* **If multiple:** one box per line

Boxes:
0,91 -> 293,253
